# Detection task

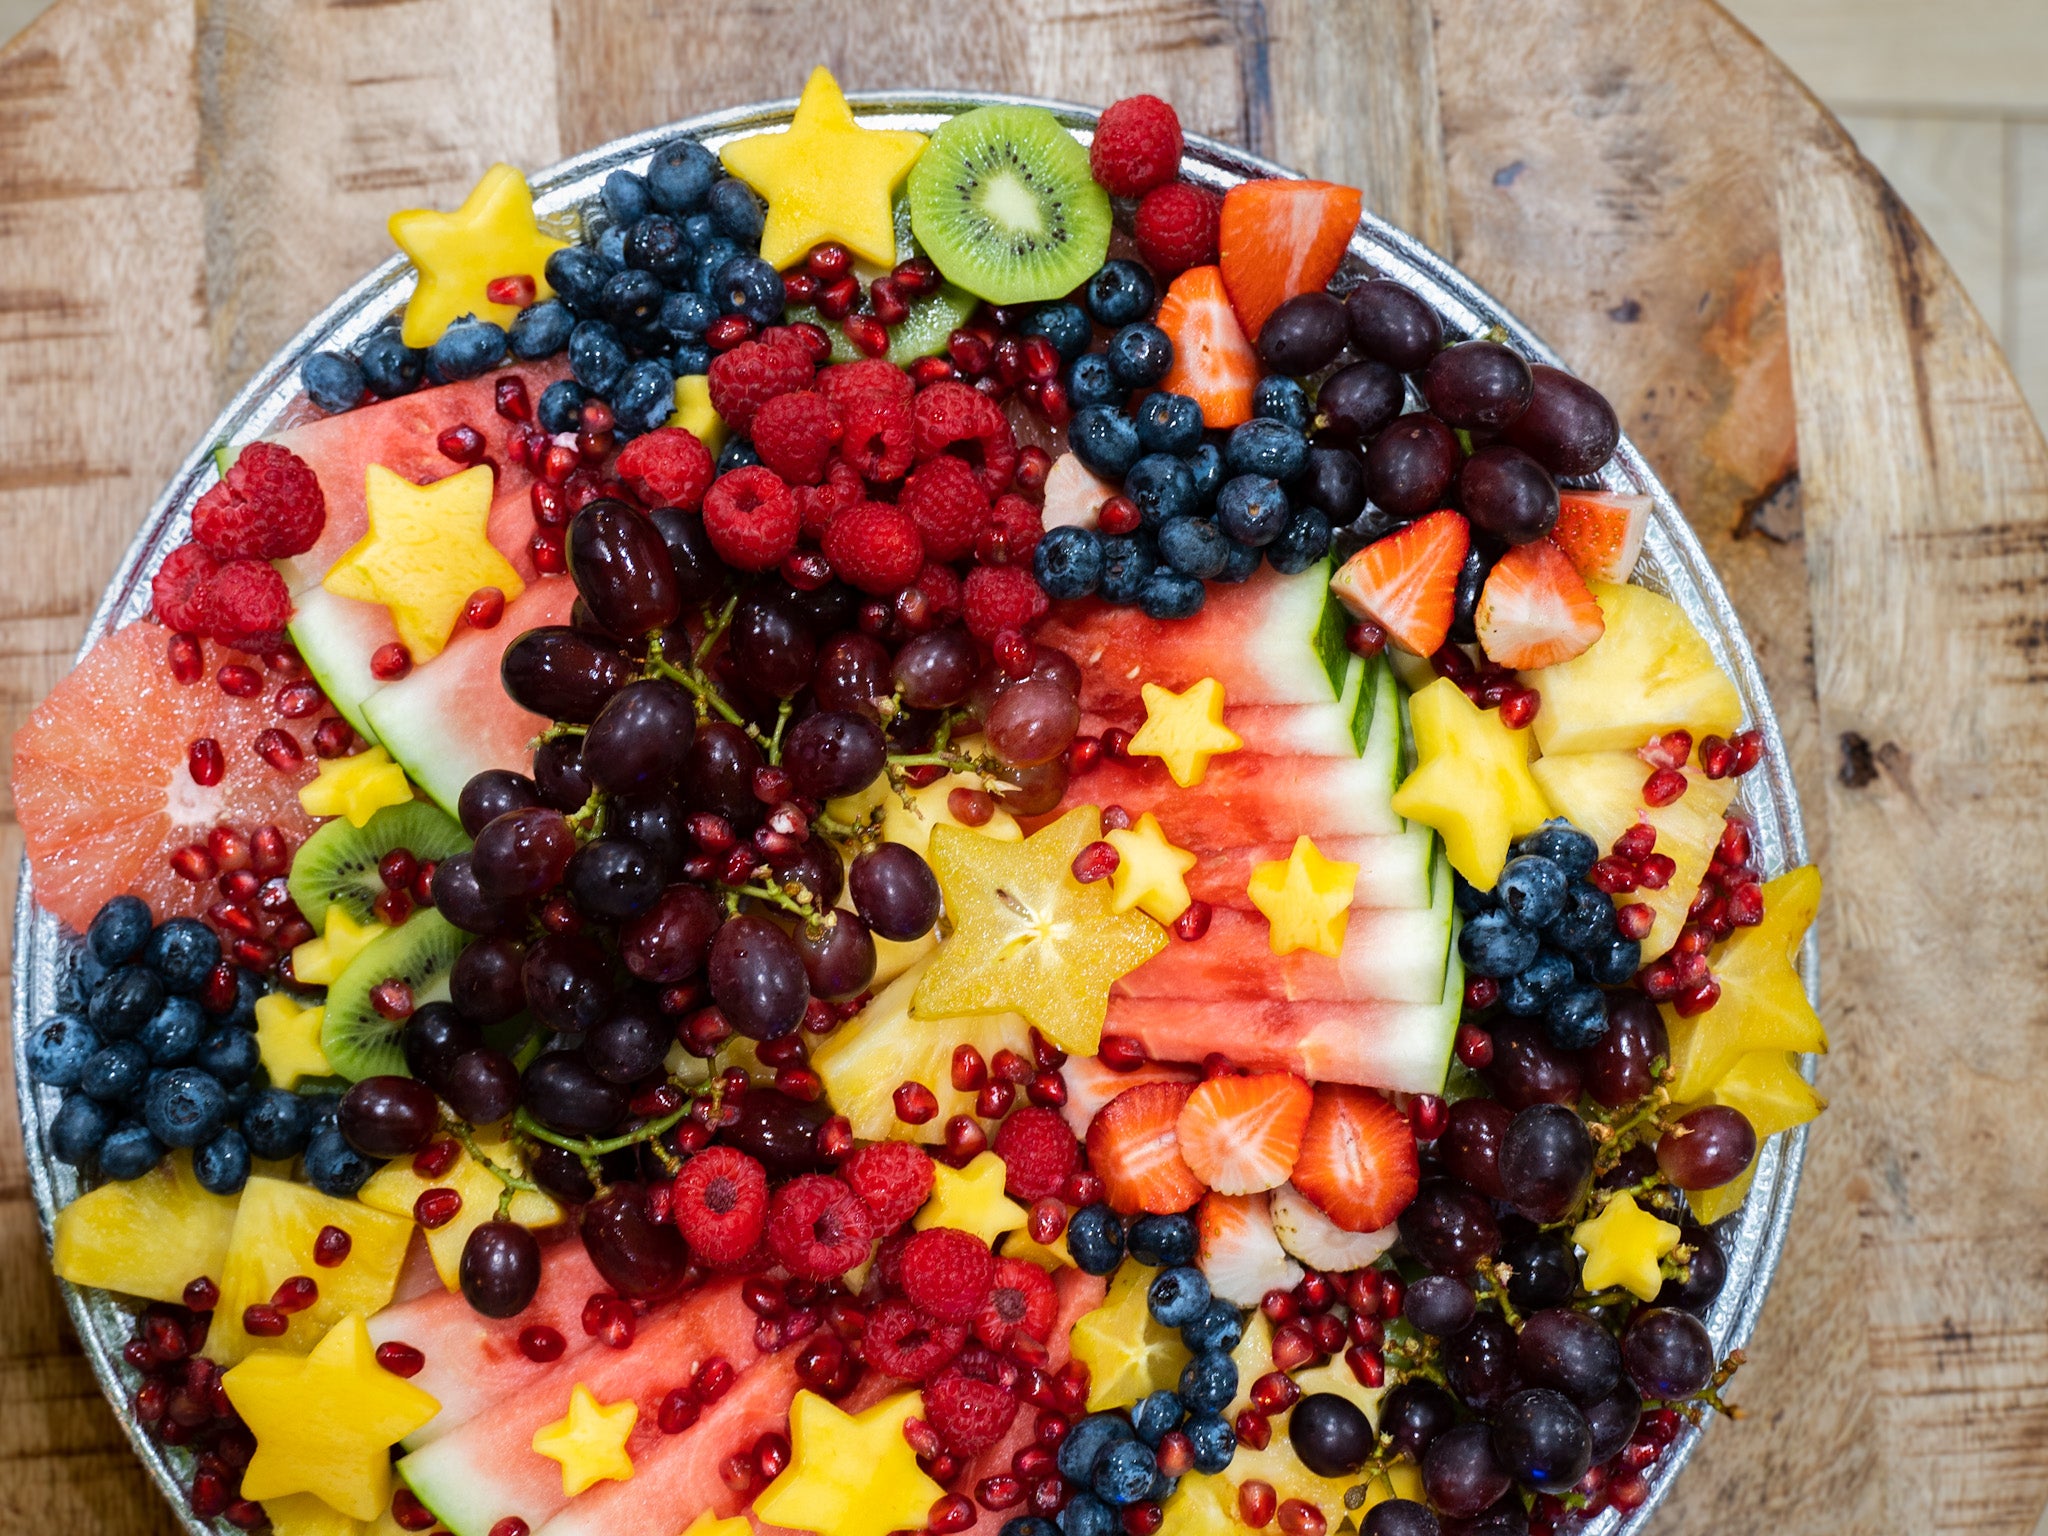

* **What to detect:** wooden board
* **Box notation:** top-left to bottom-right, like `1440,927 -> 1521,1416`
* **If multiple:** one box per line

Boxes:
2,0 -> 2045,1531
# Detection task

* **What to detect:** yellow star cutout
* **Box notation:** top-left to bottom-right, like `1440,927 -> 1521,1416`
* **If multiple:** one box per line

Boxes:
1128,678 -> 1243,789
753,1389 -> 944,1536
299,745 -> 415,829
1107,812 -> 1198,925
914,807 -> 1168,1056
1390,677 -> 1551,889
1246,836 -> 1360,958
914,1151 -> 1024,1246
291,906 -> 384,987
224,1314 -> 439,1520
324,465 -> 525,664
1664,865 -> 1826,1103
678,1516 -> 754,1536
669,374 -> 728,454
1573,1192 -> 1681,1302
254,992 -> 330,1089
532,1382 -> 638,1497
1068,1263 -> 1192,1411
720,67 -> 928,271
1000,1226 -> 1074,1271
388,163 -> 569,349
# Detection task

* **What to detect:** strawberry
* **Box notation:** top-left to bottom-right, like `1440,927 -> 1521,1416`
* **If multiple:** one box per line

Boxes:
1550,490 -> 1651,583
1474,538 -> 1606,670
1288,1084 -> 1418,1234
1154,266 -> 1259,430
1217,179 -> 1363,340
1057,1055 -> 1199,1138
1329,510 -> 1470,656
1174,1072 -> 1313,1196
1195,1191 -> 1303,1307
1085,1080 -> 1205,1215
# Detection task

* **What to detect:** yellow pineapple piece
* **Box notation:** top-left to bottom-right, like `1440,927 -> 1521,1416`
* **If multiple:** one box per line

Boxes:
1223,1308 -> 1275,1421
262,1494 -> 362,1536
1068,1262 -> 1193,1410
1160,1472 -> 1248,1536
1390,677 -> 1551,889
1219,1432 -> 1356,1529
669,374 -> 728,455
1663,866 -> 1824,1103
54,1152 -> 240,1305
357,1126 -> 563,1291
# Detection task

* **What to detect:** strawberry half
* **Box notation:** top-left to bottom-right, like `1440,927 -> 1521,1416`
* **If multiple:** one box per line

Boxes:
1550,490 -> 1651,583
1289,1084 -> 1419,1234
1175,1071 -> 1313,1196
1155,266 -> 1259,429
1085,1080 -> 1206,1215
1196,1191 -> 1304,1306
1330,510 -> 1470,657
1474,538 -> 1606,669
1218,179 -> 1363,339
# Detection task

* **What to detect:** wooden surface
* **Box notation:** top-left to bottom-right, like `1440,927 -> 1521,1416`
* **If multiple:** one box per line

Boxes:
1,2 -> 2044,1532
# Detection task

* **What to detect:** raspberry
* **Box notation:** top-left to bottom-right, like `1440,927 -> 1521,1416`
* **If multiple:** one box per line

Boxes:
1090,95 -> 1185,198
898,1228 -> 996,1322
819,358 -> 915,408
839,392 -> 915,485
702,466 -> 800,571
977,1257 -> 1058,1349
766,1174 -> 876,1280
1135,182 -> 1221,277
761,321 -> 832,365
862,1298 -> 966,1381
794,457 -> 864,541
152,542 -> 220,633
873,1227 -> 915,1292
912,382 -> 1017,497
963,564 -> 1049,642
924,1365 -> 1021,1455
992,1106 -> 1079,1201
707,338 -> 815,435
616,426 -> 714,510
671,1147 -> 768,1266
898,456 -> 990,563
842,1142 -> 936,1234
750,390 -> 842,487
206,559 -> 293,652
983,494 -> 1045,567
822,501 -> 924,595
916,562 -> 964,625
191,442 -> 326,560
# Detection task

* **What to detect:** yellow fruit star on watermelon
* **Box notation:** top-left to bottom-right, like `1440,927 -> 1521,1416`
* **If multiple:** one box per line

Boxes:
913,1151 -> 1024,1245
1245,835 -> 1358,958
531,1382 -> 638,1496
1390,677 -> 1550,889
388,163 -> 569,349
1068,1263 -> 1192,1411
1106,812 -> 1198,925
1663,865 -> 1825,1103
753,1389 -> 944,1536
298,745 -> 413,829
1573,1191 -> 1680,1302
1127,678 -> 1242,789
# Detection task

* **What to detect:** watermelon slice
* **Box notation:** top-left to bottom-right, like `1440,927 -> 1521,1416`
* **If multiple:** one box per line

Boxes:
1184,825 -> 1436,914
1083,652 -> 1375,759
1058,1055 -> 1201,1138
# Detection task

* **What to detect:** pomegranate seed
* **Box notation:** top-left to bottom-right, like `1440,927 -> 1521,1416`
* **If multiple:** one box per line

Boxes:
376,1340 -> 425,1378
943,1114 -> 989,1165
267,1274 -> 318,1314
1638,729 -> 1693,770
531,479 -> 567,527
869,279 -> 910,326
1637,852 -> 1677,890
1063,1169 -> 1106,1206
480,273 -> 538,309
1096,805 -> 1134,834
250,727 -> 302,772
1062,734 -> 1103,778
531,529 -> 569,579
273,680 -> 325,719
410,1135 -> 461,1178
413,1187 -> 462,1229
893,256 -> 939,295
1588,855 -> 1639,894
988,1048 -> 1030,1086
1071,840 -> 1119,883
1239,1481 -> 1278,1528
1172,900 -> 1213,942
519,1325 -> 565,1363
781,271 -> 819,305
1698,734 -> 1735,778
978,1475 -> 1026,1510
241,1304 -> 287,1338
1643,766 -> 1688,806
490,1521 -> 532,1536
178,737 -> 226,790
1726,881 -> 1765,927
1235,1408 -> 1272,1449
1347,1312 -> 1385,1349
1016,444 -> 1053,494
909,355 -> 959,387
805,243 -> 852,280
1122,1503 -> 1164,1536
1454,1023 -> 1495,1069
1026,1197 -> 1068,1246
370,643 -> 413,681
489,376 -> 533,425
946,328 -> 993,376
1097,495 -> 1141,536
928,1492 -> 976,1533
705,313 -> 755,351
842,313 -> 888,357
1261,1289 -> 1299,1324
1018,336 -> 1061,385
216,663 -> 262,697
783,548 -> 833,591
313,1225 -> 354,1266
947,1043 -> 989,1092
1465,975 -> 1501,1011
1409,1093 -> 1448,1140
168,632 -> 204,683
1730,728 -> 1764,773
1615,902 -> 1656,940
992,629 -> 1034,679
1277,1501 -> 1326,1536
311,716 -> 358,758
1250,1370 -> 1300,1414
1271,1322 -> 1317,1372
204,825 -> 249,872
189,1472 -> 230,1521
459,586 -> 507,630
693,1355 -> 735,1403
370,978 -> 414,1020
1026,1070 -> 1067,1110
389,1488 -> 437,1530
1673,975 -> 1722,1016
1035,378 -> 1074,426
973,1078 -> 1015,1119
1499,686 -> 1541,729
1343,619 -> 1388,659
438,423 -> 486,464
1716,818 -> 1753,867
1614,822 -> 1658,862
183,1277 -> 220,1311
1344,1344 -> 1386,1387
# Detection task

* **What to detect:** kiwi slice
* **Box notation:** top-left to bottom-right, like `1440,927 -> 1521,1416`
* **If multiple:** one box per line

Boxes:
320,909 -> 468,1080
288,800 -> 471,930
908,105 -> 1112,306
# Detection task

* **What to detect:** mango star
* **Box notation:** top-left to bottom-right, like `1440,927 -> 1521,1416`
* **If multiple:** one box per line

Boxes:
752,1389 -> 944,1536
1000,1226 -> 1074,1271
668,374 -> 728,454
1246,836 -> 1360,958
254,992 -> 330,1089
1068,1263 -> 1192,1411
1107,812 -> 1198,925
914,1151 -> 1025,1245
1573,1192 -> 1681,1302
290,906 -> 384,988
1685,1046 -> 1828,1225
223,1314 -> 438,1520
532,1382 -> 638,1496
1390,677 -> 1550,889
388,163 -> 569,349
720,67 -> 928,271
298,745 -> 414,829
1128,678 -> 1242,789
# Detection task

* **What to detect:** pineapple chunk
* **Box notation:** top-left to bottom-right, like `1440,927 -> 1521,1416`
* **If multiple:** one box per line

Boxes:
261,1494 -> 362,1536
1521,581 -> 1742,756
53,1152 -> 239,1305
1663,866 -> 1825,1103
357,1126 -> 562,1291
1682,1049 -> 1826,1224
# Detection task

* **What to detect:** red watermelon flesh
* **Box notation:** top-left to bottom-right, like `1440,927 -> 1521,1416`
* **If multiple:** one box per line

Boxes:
1112,903 -> 1452,1007
1058,1056 -> 1201,1138
1036,752 -> 1401,843
1104,992 -> 1459,1096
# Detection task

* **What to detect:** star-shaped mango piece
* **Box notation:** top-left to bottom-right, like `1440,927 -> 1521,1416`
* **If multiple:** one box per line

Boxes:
388,163 -> 569,349
752,1389 -> 944,1536
291,906 -> 384,987
720,67 -> 928,271
913,1151 -> 1024,1246
914,807 -> 1167,1056
1573,1192 -> 1681,1302
1682,1048 -> 1827,1225
532,1382 -> 638,1496
1390,676 -> 1551,889
1663,865 -> 1825,1103
668,374 -> 728,454
1107,812 -> 1198,925
1246,836 -> 1360,958
1000,1225 -> 1074,1271
254,992 -> 330,1089
299,745 -> 415,829
1068,1262 -> 1192,1411
223,1314 -> 439,1520
1128,678 -> 1242,789
324,465 -> 525,664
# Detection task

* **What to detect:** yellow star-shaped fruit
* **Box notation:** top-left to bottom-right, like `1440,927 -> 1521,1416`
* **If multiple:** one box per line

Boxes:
753,1389 -> 944,1536
679,1516 -> 755,1536
299,745 -> 415,829
1001,1226 -> 1074,1271
224,1314 -> 439,1520
1246,836 -> 1360,958
1573,1192 -> 1681,1302
388,163 -> 569,349
1069,1263 -> 1192,1411
1390,677 -> 1551,889
1128,678 -> 1242,789
254,992 -> 330,1089
532,1382 -> 638,1496
1682,1047 -> 1827,1225
324,465 -> 525,664
669,374 -> 727,453
1107,812 -> 1198,925
915,807 -> 1168,1056
290,906 -> 384,987
914,1151 -> 1024,1246
721,68 -> 927,272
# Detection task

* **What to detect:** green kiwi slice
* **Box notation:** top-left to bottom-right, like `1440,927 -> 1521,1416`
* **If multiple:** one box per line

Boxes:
320,909 -> 469,1080
908,105 -> 1112,306
288,800 -> 471,930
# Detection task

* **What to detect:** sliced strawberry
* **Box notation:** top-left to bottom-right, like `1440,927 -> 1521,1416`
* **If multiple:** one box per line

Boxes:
1174,1072 -> 1314,1196
1195,1191 -> 1303,1306
977,1257 -> 1058,1349
1085,1080 -> 1206,1215
1059,1054 -> 1200,1138
1329,510 -> 1470,656
1550,490 -> 1651,583
1155,266 -> 1259,429
1217,179 -> 1363,339
1474,538 -> 1606,669
1289,1084 -> 1419,1234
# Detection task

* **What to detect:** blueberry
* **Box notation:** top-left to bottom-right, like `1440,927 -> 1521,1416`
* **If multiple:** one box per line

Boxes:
1214,540 -> 1262,585
669,342 -> 711,378
1132,1390 -> 1185,1446
610,358 -> 678,437
90,967 -> 164,1040
600,168 -> 652,227
1225,418 -> 1309,481
1070,405 -> 1142,480
1454,873 -> 1491,917
1186,1411 -> 1236,1473
717,438 -> 761,473
509,299 -> 575,360
625,215 -> 692,283
1066,1203 -> 1127,1274
144,1067 -> 229,1150
1128,1213 -> 1198,1268
1098,533 -> 1157,606
63,951 -> 106,1013
1006,305 -> 1084,367
304,1124 -> 378,1197
1497,856 -> 1569,928
1514,820 -> 1600,879
1502,950 -> 1574,1017
223,1077 -> 258,1118
1157,517 -> 1229,580
1587,936 -> 1641,987
138,998 -> 206,1066
100,1123 -> 165,1181
646,137 -> 720,212
596,224 -> 630,269
1544,985 -> 1609,1050
546,247 -> 617,316
1123,455 -> 1197,528
708,178 -> 767,244
1057,1495 -> 1117,1536
1265,508 -> 1332,574
1093,1439 -> 1159,1506
1035,526 -> 1105,599
1135,393 -> 1204,455
1460,909 -> 1541,978
715,255 -> 786,326
1138,569 -> 1206,621
302,351 -> 365,414
48,1094 -> 113,1167
146,918 -> 220,995
1148,1265 -> 1213,1328
1178,1350 -> 1238,1413
27,1014 -> 98,1089
305,1092 -> 343,1132
569,320 -> 629,394
1217,475 -> 1290,547
603,267 -> 667,330
206,969 -> 264,1032
430,317 -> 509,382
538,379 -> 588,434
1086,261 -> 1157,327
1253,375 -> 1313,432
1147,1470 -> 1180,1505
1182,1299 -> 1245,1354
195,1027 -> 261,1085
1066,354 -> 1124,411
657,290 -> 715,343
1058,1413 -> 1138,1482
243,1088 -> 315,1161
79,1041 -> 149,1103
355,331 -> 425,398
1545,882 -> 1616,953
692,238 -> 741,301
1003,1521 -> 1062,1536
1449,541 -> 1488,645
194,1127 -> 252,1196
682,212 -> 716,247
1107,324 -> 1172,388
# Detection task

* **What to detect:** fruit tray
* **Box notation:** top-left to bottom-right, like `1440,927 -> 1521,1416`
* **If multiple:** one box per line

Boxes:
11,90 -> 1814,1536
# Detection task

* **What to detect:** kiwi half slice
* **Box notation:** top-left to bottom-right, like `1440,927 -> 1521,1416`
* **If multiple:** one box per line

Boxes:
909,105 -> 1111,306
320,909 -> 468,1080
288,800 -> 470,930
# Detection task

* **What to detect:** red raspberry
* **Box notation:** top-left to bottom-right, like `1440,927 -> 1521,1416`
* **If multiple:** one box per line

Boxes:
819,358 -> 915,408
761,321 -> 833,365
963,564 -> 1049,642
766,1174 -> 876,1280
707,338 -> 815,436
1090,95 -> 1185,198
898,456 -> 990,563
924,1365 -> 1021,1455
839,392 -> 915,485
152,542 -> 220,633
794,456 -> 865,541
873,1226 -> 915,1292
912,382 -> 1017,497
702,465 -> 800,571
616,426 -> 714,510
1135,182 -> 1222,277
842,1142 -> 936,1234
862,1298 -> 966,1381
898,1228 -> 996,1322
978,1257 -> 1058,1349
206,559 -> 293,652
916,562 -> 965,625
822,501 -> 924,595
992,1106 -> 1080,1201
671,1147 -> 769,1266
983,494 -> 1045,567
750,389 -> 842,487
191,442 -> 326,560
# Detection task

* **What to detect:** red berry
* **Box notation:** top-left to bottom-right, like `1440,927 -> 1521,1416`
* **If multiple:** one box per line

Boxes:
963,565 -> 1048,642
911,381 -> 1017,496
707,337 -> 816,435
992,1106 -> 1080,1202
616,427 -> 715,511
703,465 -> 801,571
900,1227 -> 997,1322
751,389 -> 843,487
1090,95 -> 1185,196
899,455 -> 991,563
766,1174 -> 875,1279
671,1146 -> 769,1266
1134,182 -> 1221,277
822,501 -> 925,595
192,442 -> 326,560
925,1367 -> 1021,1456
205,558 -> 292,651
842,1141 -> 936,1233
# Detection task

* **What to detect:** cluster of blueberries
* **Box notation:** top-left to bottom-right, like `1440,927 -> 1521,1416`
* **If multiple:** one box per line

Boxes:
301,136 -> 778,444
27,897 -> 374,1198
1456,820 -> 1639,1051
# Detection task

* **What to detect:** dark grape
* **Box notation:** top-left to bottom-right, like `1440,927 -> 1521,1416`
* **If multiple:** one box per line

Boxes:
1656,1105 -> 1756,1190
500,627 -> 638,722
619,883 -> 724,983
443,1047 -> 521,1124
582,679 -> 696,796
582,999 -> 670,1084
647,508 -> 726,604
403,1001 -> 481,1089
1366,412 -> 1460,519
1362,1501 -> 1440,1536
451,937 -> 527,1026
430,853 -> 527,937
1484,1020 -> 1582,1111
1288,1392 -> 1374,1476
893,629 -> 980,710
568,500 -> 683,637
1344,280 -> 1443,372
1437,1096 -> 1513,1201
1460,445 -> 1558,545
719,1087 -> 832,1176
1299,444 -> 1369,523
783,710 -> 887,800
1422,1423 -> 1512,1518
1422,341 -> 1533,430
336,1076 -> 439,1157
1499,1220 -> 1579,1312
681,720 -> 765,825
531,1143 -> 598,1203
812,632 -> 892,719
772,834 -> 844,911
1499,1103 -> 1593,1223
564,836 -> 663,919
986,678 -> 1080,768
614,791 -> 688,877
1028,645 -> 1083,697
472,808 -> 577,901
581,1184 -> 689,1299
1442,1313 -> 1520,1413
793,910 -> 877,1001
459,769 -> 542,837
460,1219 -> 543,1318
1620,1307 -> 1715,1400
523,1052 -> 630,1135
1317,361 -> 1404,441
1583,990 -> 1667,1108
1584,1379 -> 1642,1466
1398,1179 -> 1500,1275
1379,1380 -> 1459,1459
995,757 -> 1068,815
1403,1274 -> 1477,1336
1503,364 -> 1620,477
533,733 -> 595,813
1516,1308 -> 1621,1406
707,915 -> 810,1040
1658,1223 -> 1726,1313
523,933 -> 617,1032
1490,1388 -> 1592,1491
848,843 -> 941,941
781,577 -> 859,637
1255,293 -> 1348,375
1449,539 -> 1490,645
727,590 -> 816,699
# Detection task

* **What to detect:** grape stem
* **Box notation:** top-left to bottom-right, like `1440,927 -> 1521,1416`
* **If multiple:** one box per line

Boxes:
512,1093 -> 701,1169
766,698 -> 793,766
566,786 -> 608,841
695,596 -> 738,668
724,878 -> 824,932
649,650 -> 747,729
1473,1261 -> 1523,1329
442,1119 -> 545,1221
1340,1439 -> 1403,1510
